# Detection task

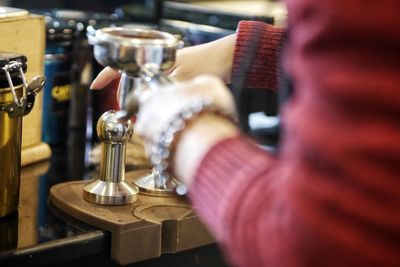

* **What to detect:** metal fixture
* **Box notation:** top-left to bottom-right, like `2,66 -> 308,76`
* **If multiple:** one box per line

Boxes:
84,27 -> 183,201
83,111 -> 139,205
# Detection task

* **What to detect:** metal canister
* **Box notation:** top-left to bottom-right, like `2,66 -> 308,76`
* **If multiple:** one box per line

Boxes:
42,18 -> 74,145
0,52 -> 44,218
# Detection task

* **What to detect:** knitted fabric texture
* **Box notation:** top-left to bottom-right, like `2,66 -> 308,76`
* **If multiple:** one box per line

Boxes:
189,1 -> 400,266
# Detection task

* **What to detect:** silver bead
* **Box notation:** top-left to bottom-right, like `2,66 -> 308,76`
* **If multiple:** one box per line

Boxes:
159,159 -> 168,170
151,154 -> 161,165
176,184 -> 188,195
159,148 -> 170,159
170,117 -> 185,132
160,131 -> 174,146
181,109 -> 193,120
192,101 -> 206,113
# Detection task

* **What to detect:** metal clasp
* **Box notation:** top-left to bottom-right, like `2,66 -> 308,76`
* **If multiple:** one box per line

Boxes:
1,61 -> 45,118
3,61 -> 27,106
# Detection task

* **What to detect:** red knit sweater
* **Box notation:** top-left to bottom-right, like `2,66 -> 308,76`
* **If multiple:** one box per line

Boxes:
189,1 -> 400,266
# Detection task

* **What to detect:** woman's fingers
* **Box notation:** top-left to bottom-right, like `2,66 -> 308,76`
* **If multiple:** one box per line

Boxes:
90,67 -> 121,90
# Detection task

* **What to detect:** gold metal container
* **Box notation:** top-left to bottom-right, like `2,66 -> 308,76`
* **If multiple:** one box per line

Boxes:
0,52 -> 45,217
0,83 -> 23,217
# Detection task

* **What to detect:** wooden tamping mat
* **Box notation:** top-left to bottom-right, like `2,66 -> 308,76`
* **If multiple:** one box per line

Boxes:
49,136 -> 214,265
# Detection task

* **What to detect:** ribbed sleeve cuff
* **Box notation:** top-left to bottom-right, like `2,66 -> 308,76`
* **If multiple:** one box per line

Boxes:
189,135 -> 276,241
232,21 -> 286,90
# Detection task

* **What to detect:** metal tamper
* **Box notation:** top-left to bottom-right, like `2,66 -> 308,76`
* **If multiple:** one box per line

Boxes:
84,27 -> 183,202
83,111 -> 138,205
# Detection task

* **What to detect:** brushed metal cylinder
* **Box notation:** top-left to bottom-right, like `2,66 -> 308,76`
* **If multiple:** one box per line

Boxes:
99,142 -> 126,183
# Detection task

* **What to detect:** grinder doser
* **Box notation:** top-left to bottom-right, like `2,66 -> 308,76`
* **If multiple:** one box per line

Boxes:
83,27 -> 184,205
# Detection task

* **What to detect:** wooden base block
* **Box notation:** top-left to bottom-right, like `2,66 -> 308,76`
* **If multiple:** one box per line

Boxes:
49,169 -> 214,265
21,142 -> 51,167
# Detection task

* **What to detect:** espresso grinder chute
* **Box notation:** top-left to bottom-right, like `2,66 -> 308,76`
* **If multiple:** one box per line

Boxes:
84,27 -> 184,204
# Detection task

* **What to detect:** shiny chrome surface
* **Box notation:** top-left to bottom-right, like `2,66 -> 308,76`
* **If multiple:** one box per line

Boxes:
89,27 -> 180,116
116,67 -> 173,121
22,75 -> 45,116
83,179 -> 139,205
89,27 -> 183,197
117,73 -> 137,113
134,173 -> 185,197
26,75 -> 46,95
97,111 -> 131,183
96,111 -> 133,143
83,111 -> 139,205
89,27 -> 182,74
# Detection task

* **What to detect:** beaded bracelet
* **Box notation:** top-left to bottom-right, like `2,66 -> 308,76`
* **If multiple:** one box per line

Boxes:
150,99 -> 236,194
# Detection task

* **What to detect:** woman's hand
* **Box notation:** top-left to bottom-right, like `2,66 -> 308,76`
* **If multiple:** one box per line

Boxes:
135,74 -> 236,145
168,34 -> 237,83
135,75 -> 239,184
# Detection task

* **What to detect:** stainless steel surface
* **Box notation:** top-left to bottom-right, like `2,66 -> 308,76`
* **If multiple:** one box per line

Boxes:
26,75 -> 46,95
139,64 -> 173,89
116,66 -> 173,122
22,75 -> 45,116
83,111 -> 139,205
96,111 -> 133,144
89,27 -> 180,120
88,27 -> 182,75
134,173 -> 185,197
118,73 -> 137,113
83,179 -> 139,205
97,111 -> 132,182
89,27 -> 183,197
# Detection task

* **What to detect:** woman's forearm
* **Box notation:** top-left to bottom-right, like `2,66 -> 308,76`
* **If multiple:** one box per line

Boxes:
173,113 -> 239,186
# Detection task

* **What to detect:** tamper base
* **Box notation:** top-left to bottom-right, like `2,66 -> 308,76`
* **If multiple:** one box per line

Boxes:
134,173 -> 185,197
83,179 -> 139,205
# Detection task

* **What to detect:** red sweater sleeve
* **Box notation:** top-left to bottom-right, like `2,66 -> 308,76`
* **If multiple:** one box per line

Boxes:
232,21 -> 286,90
189,1 -> 400,266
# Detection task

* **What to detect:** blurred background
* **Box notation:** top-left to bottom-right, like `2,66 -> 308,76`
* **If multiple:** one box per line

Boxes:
4,1 -> 286,34
1,0 -> 287,174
